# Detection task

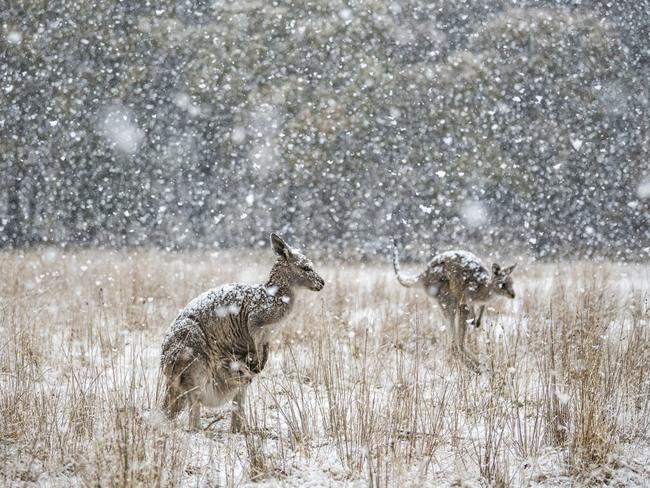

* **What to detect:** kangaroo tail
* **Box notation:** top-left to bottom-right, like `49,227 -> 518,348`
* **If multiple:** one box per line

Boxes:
392,238 -> 422,288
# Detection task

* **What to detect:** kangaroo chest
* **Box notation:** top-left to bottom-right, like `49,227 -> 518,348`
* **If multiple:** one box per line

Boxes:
245,285 -> 294,329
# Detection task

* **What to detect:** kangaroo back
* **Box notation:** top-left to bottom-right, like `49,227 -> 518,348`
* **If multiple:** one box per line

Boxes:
438,251 -> 492,302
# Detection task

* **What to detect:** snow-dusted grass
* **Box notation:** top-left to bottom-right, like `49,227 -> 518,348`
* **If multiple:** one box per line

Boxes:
1,250 -> 650,486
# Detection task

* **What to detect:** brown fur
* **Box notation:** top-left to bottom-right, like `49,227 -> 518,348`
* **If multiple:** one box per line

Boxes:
161,233 -> 324,431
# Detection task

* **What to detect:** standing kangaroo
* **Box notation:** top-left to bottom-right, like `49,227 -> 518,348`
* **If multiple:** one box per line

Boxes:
392,241 -> 516,371
161,233 -> 325,432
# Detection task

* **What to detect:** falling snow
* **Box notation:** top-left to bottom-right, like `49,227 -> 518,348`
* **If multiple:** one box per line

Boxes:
2,3 -> 650,486
1,1 -> 647,259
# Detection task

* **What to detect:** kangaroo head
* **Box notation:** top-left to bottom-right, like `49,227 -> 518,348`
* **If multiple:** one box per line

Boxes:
271,233 -> 325,291
491,262 -> 516,299
223,355 -> 257,385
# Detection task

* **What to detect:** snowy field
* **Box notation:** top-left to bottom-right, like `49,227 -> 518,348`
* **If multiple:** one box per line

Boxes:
2,249 -> 650,487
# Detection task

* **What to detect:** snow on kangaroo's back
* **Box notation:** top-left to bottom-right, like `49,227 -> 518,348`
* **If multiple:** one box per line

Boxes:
161,233 -> 325,432
427,250 -> 515,302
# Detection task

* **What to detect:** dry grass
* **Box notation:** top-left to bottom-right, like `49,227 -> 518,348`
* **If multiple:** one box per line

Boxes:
1,249 -> 650,487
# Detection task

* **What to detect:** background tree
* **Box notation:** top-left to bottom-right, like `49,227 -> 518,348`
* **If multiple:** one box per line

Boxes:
1,0 -> 648,258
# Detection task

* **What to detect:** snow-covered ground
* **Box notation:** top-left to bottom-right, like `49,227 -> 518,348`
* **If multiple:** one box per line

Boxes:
1,250 -> 649,486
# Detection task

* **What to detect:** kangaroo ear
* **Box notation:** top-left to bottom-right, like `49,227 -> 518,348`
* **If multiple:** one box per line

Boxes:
492,263 -> 501,275
270,233 -> 291,259
503,263 -> 517,275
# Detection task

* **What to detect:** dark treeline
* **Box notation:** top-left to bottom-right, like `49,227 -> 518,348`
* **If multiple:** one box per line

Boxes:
2,0 -> 649,260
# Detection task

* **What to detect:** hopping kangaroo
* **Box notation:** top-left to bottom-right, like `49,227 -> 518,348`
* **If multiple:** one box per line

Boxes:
393,242 -> 516,371
161,233 -> 325,432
